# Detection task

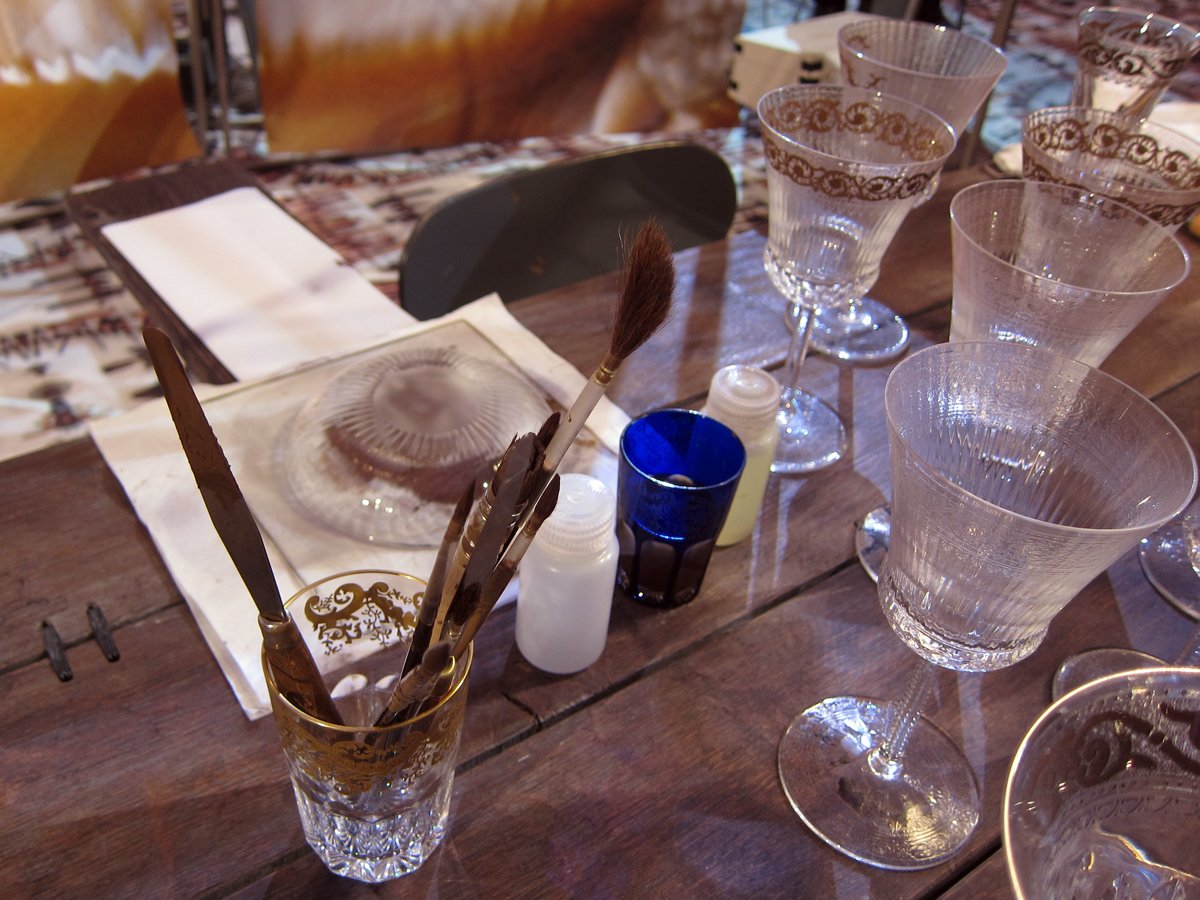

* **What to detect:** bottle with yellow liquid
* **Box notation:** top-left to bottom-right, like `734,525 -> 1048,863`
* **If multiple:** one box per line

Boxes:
702,365 -> 781,546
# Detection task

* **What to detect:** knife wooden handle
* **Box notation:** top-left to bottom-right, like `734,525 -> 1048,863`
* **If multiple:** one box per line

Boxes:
258,615 -> 345,726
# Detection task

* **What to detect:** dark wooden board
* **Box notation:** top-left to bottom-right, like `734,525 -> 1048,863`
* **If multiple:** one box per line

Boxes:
0,436 -> 180,673
5,164 -> 1200,900
937,851 -> 1015,900
214,544 -> 1199,900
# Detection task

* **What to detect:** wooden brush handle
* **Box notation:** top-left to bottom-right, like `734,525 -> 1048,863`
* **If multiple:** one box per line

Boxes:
259,615 -> 344,726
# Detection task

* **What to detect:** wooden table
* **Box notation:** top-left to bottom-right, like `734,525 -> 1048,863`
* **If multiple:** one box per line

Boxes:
3,166 -> 1199,900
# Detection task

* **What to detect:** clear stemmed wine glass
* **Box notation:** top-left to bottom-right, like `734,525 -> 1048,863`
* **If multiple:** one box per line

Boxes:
1052,496 -> 1200,699
757,84 -> 955,473
1141,495 -> 1200,619
783,18 -> 1007,364
1072,6 -> 1200,120
1006,668 -> 1200,900
1023,105 -> 1200,233
854,179 -> 1190,582
779,341 -> 1197,870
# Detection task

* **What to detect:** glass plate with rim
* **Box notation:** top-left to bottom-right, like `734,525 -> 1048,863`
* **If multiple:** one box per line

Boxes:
195,317 -> 621,593
283,344 -> 550,546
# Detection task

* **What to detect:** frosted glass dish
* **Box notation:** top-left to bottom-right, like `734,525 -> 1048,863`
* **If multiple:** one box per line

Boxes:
283,346 -> 550,546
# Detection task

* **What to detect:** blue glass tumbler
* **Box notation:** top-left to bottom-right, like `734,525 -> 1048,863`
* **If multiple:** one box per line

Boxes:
617,409 -> 746,608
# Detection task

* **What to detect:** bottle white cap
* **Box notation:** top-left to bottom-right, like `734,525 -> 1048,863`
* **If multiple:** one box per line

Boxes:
535,474 -> 616,555
706,365 -> 781,436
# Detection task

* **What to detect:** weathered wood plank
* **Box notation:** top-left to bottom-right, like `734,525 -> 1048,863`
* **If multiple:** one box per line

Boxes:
0,436 -> 180,672
216,543 -> 1196,900
0,602 -> 535,899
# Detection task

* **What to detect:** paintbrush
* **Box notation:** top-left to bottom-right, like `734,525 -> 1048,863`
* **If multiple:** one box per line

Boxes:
399,477 -> 476,677
373,640 -> 451,729
450,474 -> 561,660
435,413 -> 559,632
509,220 -> 673,547
518,411 -> 561,506
539,220 -> 673,471
143,327 -> 344,725
440,433 -> 536,648
415,479 -> 560,714
432,438 -> 516,639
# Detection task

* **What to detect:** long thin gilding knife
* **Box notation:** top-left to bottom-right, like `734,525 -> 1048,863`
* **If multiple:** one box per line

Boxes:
143,327 -> 343,725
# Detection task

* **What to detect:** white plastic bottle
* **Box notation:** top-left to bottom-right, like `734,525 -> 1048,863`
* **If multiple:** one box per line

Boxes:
516,474 -> 619,674
703,364 -> 781,546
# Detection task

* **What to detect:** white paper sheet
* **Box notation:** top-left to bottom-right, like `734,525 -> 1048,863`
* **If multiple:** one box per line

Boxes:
90,295 -> 628,719
100,187 -> 416,380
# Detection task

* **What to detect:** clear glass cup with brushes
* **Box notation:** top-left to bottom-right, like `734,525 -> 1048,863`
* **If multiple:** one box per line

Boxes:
264,569 -> 470,882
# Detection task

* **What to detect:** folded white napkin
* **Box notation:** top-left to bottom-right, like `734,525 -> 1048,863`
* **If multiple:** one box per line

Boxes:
100,186 -> 417,380
90,295 -> 627,718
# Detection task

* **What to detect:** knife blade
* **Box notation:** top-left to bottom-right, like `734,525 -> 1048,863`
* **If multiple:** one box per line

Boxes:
143,327 -> 343,725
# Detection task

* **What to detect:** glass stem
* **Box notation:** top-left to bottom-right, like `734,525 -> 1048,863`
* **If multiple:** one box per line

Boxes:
868,660 -> 938,780
1173,624 -> 1200,668
783,302 -> 816,398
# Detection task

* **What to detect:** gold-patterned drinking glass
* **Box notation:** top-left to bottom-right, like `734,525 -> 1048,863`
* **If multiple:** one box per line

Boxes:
1023,105 -> 1200,232
1006,668 -> 1200,900
264,570 -> 471,883
1073,6 -> 1200,119
806,18 -> 1006,364
757,84 -> 955,473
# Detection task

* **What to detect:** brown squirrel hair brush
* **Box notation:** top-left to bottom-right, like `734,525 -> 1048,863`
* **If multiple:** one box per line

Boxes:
538,219 -> 674,473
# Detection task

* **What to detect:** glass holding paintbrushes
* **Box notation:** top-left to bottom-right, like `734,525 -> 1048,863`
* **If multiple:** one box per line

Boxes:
264,570 -> 472,883
757,84 -> 955,473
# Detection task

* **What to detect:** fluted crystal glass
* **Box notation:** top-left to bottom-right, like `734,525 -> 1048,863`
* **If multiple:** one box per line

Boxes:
779,341 -> 1197,871
949,179 -> 1189,367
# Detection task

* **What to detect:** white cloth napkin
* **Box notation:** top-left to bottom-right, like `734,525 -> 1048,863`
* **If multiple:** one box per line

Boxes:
90,295 -> 628,719
100,186 -> 417,380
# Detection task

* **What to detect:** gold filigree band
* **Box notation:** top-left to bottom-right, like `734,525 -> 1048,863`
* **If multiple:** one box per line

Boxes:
760,97 -> 949,201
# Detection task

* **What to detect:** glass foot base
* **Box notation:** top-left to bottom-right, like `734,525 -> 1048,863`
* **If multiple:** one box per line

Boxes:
786,298 -> 910,363
855,503 -> 891,583
1051,647 -> 1167,701
1139,517 -> 1200,619
771,391 -> 847,474
778,696 -> 980,870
